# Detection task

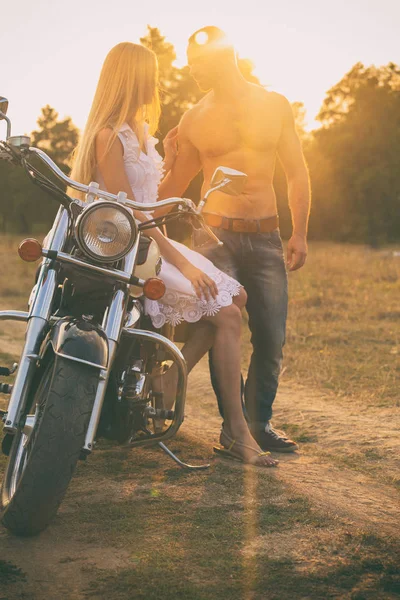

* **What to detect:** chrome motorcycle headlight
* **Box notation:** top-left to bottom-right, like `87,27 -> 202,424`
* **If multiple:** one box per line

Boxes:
75,201 -> 137,263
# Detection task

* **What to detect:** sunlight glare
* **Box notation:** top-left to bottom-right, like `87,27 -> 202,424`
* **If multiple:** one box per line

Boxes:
194,31 -> 209,45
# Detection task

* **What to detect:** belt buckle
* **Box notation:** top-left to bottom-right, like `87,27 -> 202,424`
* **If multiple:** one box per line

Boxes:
239,220 -> 257,233
231,219 -> 242,232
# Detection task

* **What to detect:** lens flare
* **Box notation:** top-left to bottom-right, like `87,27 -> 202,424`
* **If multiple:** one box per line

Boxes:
194,31 -> 209,46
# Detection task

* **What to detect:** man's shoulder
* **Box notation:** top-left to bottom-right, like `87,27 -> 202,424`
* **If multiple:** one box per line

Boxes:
246,87 -> 292,127
179,94 -> 210,131
252,86 -> 290,110
183,94 -> 211,117
268,90 -> 291,108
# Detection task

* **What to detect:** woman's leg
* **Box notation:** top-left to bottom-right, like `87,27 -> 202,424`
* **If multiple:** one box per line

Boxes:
208,288 -> 248,419
156,288 -> 247,403
181,321 -> 216,372
153,290 -> 277,465
181,286 -> 247,370
153,320 -> 215,397
233,287 -> 248,311
204,302 -> 278,467
152,321 -> 216,432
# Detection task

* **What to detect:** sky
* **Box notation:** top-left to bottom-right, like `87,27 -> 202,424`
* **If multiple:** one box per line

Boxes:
2,0 -> 399,136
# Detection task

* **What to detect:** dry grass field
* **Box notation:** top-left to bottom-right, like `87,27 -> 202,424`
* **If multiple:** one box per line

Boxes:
283,243 -> 399,405
0,236 -> 399,600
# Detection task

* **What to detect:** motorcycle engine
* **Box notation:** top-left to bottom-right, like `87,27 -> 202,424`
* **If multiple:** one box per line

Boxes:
98,360 -> 152,444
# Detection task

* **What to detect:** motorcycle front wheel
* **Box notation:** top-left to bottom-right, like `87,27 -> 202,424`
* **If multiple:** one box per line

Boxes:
1,355 -> 98,536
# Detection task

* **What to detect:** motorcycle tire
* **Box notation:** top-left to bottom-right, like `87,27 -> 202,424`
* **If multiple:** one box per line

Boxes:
1,355 -> 98,536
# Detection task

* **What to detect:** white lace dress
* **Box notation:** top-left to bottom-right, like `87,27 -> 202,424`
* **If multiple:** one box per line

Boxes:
96,122 -> 241,328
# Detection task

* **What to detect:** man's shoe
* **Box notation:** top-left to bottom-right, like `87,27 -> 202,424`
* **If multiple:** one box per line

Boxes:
252,424 -> 299,453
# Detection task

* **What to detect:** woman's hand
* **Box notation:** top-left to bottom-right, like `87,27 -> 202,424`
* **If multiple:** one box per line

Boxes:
180,262 -> 218,301
163,126 -> 178,172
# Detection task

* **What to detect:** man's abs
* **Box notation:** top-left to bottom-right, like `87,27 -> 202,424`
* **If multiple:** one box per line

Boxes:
188,86 -> 285,219
201,150 -> 278,219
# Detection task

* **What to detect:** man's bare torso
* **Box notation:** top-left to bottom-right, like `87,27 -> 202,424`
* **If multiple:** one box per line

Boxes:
186,85 -> 285,219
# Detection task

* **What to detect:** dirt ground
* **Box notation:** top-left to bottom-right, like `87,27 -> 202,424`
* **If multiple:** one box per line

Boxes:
0,239 -> 399,599
0,356 -> 399,600
185,373 -> 400,537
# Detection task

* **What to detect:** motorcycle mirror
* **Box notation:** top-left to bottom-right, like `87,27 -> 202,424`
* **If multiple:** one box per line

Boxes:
0,97 -> 12,138
209,166 -> 247,197
0,97 -> 9,117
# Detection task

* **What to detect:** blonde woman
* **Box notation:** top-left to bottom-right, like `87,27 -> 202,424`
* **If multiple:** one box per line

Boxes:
71,42 -> 277,467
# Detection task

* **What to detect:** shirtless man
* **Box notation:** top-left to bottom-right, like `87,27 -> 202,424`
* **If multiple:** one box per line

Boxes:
158,26 -> 311,452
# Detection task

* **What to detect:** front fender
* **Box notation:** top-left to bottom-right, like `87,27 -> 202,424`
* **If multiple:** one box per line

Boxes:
44,318 -> 109,369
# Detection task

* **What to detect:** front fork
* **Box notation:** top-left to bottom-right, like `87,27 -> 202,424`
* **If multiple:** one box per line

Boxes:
82,288 -> 127,452
1,206 -> 69,433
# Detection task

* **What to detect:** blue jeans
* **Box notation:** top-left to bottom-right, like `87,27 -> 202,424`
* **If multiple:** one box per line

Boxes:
201,227 -> 288,431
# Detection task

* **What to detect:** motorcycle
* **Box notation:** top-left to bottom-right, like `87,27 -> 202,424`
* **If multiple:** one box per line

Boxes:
0,97 -> 247,536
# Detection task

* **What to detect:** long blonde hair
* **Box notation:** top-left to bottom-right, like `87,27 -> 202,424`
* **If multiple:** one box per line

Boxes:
70,42 -> 160,197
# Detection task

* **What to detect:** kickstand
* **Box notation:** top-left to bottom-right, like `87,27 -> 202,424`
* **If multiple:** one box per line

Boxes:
158,442 -> 210,470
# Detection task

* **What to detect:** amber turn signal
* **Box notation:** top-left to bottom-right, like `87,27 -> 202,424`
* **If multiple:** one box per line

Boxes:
18,238 -> 43,262
143,277 -> 166,300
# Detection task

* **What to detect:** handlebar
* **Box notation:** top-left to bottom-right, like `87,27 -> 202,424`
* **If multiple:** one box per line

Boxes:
30,147 -> 88,194
29,147 -> 191,213
1,139 -> 222,246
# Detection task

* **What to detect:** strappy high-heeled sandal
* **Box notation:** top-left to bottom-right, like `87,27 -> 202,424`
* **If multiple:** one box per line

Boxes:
213,429 -> 278,468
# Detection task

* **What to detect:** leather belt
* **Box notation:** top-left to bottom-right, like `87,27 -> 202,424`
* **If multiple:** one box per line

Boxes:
203,213 -> 279,233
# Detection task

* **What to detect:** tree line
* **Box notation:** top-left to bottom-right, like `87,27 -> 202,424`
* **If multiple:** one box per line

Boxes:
0,27 -> 399,246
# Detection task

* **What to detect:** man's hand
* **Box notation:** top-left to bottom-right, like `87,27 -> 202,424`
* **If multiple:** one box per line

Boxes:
158,111 -> 202,200
286,234 -> 308,271
277,95 -> 311,268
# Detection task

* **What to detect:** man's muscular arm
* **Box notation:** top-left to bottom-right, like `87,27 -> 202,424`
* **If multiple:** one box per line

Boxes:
158,111 -> 202,200
276,95 -> 311,271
